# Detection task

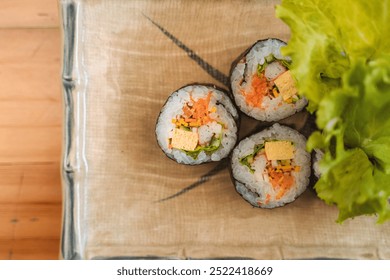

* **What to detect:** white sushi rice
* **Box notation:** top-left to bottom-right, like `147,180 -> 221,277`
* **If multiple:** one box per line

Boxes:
313,148 -> 324,178
265,61 -> 286,80
230,38 -> 307,121
156,85 -> 239,164
231,124 -> 311,208
198,122 -> 222,145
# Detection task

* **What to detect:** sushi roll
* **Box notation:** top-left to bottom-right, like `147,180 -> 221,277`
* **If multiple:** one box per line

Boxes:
156,84 -> 239,165
231,123 -> 310,208
230,38 -> 307,121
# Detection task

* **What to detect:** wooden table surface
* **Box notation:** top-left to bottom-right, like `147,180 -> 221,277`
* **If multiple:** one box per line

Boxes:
0,0 -> 61,259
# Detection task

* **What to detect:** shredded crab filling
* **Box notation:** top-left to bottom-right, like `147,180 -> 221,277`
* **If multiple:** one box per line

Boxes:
239,141 -> 301,204
240,54 -> 300,108
168,92 -> 226,159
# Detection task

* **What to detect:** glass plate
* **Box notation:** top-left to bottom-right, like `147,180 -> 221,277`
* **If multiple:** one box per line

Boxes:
59,0 -> 390,260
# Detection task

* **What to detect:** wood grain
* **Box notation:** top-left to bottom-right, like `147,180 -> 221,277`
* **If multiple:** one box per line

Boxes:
0,0 -> 62,260
0,127 -> 62,164
0,239 -> 60,260
0,0 -> 59,28
0,100 -> 61,127
0,163 -> 62,204
0,204 -> 61,239
0,29 -> 61,101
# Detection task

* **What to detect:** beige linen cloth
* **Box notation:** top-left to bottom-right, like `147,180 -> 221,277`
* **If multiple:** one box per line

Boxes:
72,0 -> 390,259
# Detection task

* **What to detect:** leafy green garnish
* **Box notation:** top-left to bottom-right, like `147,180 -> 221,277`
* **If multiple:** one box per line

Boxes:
184,133 -> 223,159
276,0 -> 390,223
239,143 -> 265,173
308,58 -> 390,223
276,0 -> 390,112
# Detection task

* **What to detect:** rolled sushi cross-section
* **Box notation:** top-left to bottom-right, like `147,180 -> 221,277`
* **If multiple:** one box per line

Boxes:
230,38 -> 307,121
156,84 -> 239,165
231,124 -> 310,208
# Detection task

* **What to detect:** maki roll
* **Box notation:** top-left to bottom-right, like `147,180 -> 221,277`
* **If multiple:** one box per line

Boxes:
230,38 -> 307,121
231,124 -> 310,208
156,84 -> 239,165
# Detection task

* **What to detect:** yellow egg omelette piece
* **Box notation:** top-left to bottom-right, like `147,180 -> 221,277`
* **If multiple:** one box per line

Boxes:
265,141 -> 295,160
274,70 -> 298,101
171,128 -> 199,151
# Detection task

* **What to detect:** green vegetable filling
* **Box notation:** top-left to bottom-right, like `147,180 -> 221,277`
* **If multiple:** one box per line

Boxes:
256,54 -> 291,77
179,126 -> 191,131
184,133 -> 223,159
239,143 -> 265,173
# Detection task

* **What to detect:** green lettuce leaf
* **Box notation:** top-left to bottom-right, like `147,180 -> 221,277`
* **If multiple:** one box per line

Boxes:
309,121 -> 390,223
276,0 -> 390,223
184,133 -> 222,159
276,0 -> 390,111
315,148 -> 390,223
310,57 -> 390,223
318,57 -> 390,172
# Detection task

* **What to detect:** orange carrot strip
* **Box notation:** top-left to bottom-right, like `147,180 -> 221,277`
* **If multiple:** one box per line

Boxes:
242,74 -> 269,108
183,106 -> 193,117
265,194 -> 271,204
